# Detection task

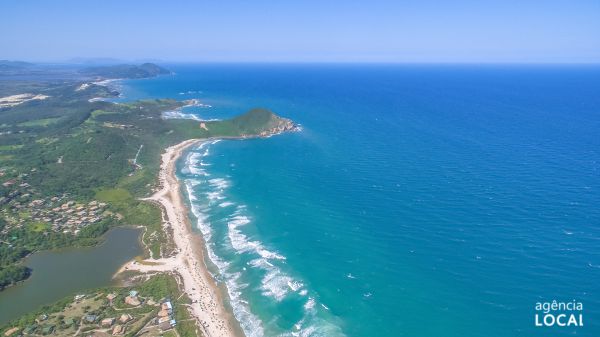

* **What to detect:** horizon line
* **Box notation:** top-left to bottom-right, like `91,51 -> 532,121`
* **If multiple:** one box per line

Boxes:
6,59 -> 600,66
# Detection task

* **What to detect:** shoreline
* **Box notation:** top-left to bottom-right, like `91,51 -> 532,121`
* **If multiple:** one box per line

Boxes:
118,139 -> 244,337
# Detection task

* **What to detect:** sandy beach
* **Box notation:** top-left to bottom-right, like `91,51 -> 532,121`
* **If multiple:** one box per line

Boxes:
118,139 -> 242,337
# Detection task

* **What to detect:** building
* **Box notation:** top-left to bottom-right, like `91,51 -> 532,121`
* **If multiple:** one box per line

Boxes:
101,318 -> 115,327
111,325 -> 124,335
161,301 -> 172,311
124,295 -> 140,306
106,293 -> 117,304
118,314 -> 132,324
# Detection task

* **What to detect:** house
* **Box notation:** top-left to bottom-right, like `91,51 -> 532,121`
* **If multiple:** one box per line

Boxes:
124,296 -> 140,306
2,179 -> 16,187
161,301 -> 172,311
31,199 -> 44,206
118,314 -> 132,324
111,325 -> 124,335
157,309 -> 170,318
106,293 -> 117,303
101,318 -> 115,327
129,290 -> 138,297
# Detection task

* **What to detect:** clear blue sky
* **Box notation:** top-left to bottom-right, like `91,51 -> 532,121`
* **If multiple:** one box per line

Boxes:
1,0 -> 599,63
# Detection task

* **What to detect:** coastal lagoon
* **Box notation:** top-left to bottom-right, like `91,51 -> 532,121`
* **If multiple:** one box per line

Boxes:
0,227 -> 142,324
122,65 -> 600,336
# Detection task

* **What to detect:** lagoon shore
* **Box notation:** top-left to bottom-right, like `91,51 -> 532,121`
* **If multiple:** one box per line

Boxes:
119,139 -> 243,337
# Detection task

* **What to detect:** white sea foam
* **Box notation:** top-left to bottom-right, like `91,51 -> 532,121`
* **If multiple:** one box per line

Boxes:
209,178 -> 230,189
227,216 -> 285,260
184,152 -> 209,176
183,141 -> 344,337
304,297 -> 316,311
261,269 -> 294,301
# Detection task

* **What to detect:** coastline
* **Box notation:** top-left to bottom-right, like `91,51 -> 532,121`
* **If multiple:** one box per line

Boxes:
118,139 -> 244,337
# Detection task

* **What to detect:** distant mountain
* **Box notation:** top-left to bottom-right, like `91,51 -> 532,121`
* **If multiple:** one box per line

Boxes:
78,63 -> 171,79
0,60 -> 34,71
68,57 -> 125,65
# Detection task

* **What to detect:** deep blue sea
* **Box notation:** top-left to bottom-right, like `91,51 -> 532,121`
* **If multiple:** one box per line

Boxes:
119,64 -> 600,337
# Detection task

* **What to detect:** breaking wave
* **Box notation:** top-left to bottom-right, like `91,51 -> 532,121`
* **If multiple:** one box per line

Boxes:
181,141 -> 345,337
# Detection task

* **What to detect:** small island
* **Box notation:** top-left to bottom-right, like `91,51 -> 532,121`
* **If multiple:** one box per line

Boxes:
0,63 -> 298,337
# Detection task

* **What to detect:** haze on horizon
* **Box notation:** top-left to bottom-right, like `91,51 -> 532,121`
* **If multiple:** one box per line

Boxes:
1,0 -> 599,64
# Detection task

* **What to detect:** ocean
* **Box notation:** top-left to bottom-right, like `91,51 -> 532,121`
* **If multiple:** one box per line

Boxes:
118,64 -> 600,337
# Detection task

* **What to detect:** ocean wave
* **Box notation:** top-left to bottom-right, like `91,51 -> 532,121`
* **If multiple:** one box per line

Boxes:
261,269 -> 295,301
183,141 -> 345,337
209,177 -> 230,189
183,151 -> 209,176
227,215 -> 286,261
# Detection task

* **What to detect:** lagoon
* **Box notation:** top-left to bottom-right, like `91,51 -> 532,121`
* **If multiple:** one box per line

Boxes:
0,227 -> 142,324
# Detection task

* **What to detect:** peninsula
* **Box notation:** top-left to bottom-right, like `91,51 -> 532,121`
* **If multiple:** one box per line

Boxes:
0,63 -> 297,337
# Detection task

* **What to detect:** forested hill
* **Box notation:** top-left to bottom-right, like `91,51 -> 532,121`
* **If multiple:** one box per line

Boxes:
78,63 -> 171,79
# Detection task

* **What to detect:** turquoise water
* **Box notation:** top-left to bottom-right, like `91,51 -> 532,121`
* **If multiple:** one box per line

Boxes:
121,65 -> 600,337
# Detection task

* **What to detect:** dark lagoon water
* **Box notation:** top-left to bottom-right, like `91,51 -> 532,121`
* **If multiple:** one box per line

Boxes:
118,64 -> 599,337
0,227 -> 142,324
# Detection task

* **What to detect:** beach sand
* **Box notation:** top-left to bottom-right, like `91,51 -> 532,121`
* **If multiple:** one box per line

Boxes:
118,139 -> 243,337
